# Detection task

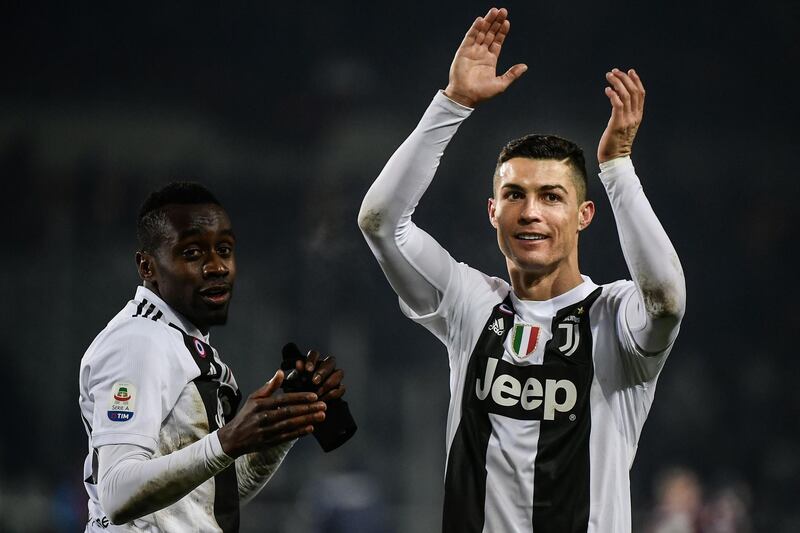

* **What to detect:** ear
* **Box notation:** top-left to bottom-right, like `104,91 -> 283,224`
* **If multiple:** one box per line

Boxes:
488,198 -> 498,229
135,251 -> 157,282
577,200 -> 595,231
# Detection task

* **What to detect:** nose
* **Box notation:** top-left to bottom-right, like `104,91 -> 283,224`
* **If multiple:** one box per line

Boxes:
518,198 -> 542,223
203,253 -> 229,278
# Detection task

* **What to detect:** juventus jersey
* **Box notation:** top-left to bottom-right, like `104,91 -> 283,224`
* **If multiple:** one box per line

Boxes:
401,270 -> 670,532
79,286 -> 242,531
359,90 -> 685,532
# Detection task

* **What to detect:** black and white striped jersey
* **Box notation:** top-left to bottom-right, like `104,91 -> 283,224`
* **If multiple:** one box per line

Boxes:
401,271 -> 670,532
79,286 -> 241,531
359,91 -> 685,532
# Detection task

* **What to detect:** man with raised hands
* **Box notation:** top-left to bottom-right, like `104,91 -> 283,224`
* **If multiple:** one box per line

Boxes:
359,7 -> 685,532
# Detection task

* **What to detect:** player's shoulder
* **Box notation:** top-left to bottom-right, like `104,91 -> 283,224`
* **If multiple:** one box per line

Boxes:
596,279 -> 637,307
453,261 -> 510,295
451,260 -> 509,306
584,279 -> 637,329
81,302 -> 180,369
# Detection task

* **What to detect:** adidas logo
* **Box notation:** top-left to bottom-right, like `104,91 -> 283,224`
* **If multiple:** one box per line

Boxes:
488,318 -> 505,336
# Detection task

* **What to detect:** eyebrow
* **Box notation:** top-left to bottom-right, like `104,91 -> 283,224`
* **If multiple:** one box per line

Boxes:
176,227 -> 236,241
500,183 -> 569,194
538,184 -> 569,194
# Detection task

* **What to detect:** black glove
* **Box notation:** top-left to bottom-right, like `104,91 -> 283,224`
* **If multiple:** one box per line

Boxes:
281,343 -> 357,452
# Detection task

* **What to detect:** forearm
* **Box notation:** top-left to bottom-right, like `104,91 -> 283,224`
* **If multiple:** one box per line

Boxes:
600,157 -> 686,352
235,440 -> 294,505
98,432 -> 233,524
358,91 -> 471,313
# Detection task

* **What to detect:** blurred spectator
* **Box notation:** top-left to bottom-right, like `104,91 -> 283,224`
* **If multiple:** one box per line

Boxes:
647,467 -> 703,533
646,467 -> 753,533
699,482 -> 752,533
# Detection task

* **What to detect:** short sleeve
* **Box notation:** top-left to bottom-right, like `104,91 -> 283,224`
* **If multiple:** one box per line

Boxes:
86,321 -> 171,452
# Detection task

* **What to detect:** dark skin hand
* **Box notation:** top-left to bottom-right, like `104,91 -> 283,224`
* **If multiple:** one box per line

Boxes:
298,350 -> 346,402
217,370 -> 327,458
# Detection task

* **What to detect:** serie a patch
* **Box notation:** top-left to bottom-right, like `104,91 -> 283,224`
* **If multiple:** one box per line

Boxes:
107,382 -> 136,422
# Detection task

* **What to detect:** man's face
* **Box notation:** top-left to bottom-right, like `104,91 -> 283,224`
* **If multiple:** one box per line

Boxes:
140,203 -> 236,333
488,157 -> 594,277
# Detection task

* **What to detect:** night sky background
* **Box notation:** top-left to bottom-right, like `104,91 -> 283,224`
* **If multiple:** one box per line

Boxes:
2,1 -> 798,531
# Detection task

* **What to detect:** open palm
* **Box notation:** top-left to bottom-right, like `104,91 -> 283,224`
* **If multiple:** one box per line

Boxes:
444,7 -> 527,108
598,68 -> 645,163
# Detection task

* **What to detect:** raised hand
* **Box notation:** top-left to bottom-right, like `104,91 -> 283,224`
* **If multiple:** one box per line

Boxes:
444,7 -> 527,108
217,369 -> 326,458
598,68 -> 645,163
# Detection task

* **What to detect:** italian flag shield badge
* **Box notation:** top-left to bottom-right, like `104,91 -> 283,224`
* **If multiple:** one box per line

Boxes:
512,323 -> 540,358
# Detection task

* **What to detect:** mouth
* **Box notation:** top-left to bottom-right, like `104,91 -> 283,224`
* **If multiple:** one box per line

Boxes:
515,232 -> 548,242
198,284 -> 232,306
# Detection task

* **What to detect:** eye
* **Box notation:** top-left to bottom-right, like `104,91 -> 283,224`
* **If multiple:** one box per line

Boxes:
181,247 -> 202,260
505,190 -> 524,200
543,192 -> 562,203
217,243 -> 234,257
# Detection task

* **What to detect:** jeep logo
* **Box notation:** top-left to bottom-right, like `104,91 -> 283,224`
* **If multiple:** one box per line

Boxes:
474,357 -> 578,421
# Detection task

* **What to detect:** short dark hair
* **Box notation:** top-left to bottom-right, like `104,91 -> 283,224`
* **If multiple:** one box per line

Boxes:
494,134 -> 588,202
136,181 -> 222,251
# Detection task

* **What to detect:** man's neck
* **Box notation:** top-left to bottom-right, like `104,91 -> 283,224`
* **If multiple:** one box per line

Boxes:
141,282 -> 210,336
508,261 -> 584,301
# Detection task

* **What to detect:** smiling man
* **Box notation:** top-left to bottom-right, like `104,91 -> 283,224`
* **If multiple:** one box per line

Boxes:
79,182 -> 345,532
358,7 -> 685,533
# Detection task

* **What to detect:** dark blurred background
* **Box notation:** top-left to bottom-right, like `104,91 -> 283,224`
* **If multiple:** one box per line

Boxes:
1,1 -> 797,531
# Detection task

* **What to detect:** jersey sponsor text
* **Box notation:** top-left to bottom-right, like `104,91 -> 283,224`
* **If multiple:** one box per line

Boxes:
473,356 -> 578,421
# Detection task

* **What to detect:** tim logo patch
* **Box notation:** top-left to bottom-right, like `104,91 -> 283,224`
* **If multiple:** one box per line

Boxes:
108,382 -> 136,422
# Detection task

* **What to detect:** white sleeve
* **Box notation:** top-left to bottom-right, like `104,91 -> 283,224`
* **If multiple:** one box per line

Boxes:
86,322 -> 181,452
235,441 -> 294,505
599,156 -> 686,354
97,432 -> 233,525
358,91 -> 473,317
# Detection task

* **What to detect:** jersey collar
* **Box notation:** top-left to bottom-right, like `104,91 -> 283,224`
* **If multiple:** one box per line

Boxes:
134,285 -> 210,342
510,275 -> 599,322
